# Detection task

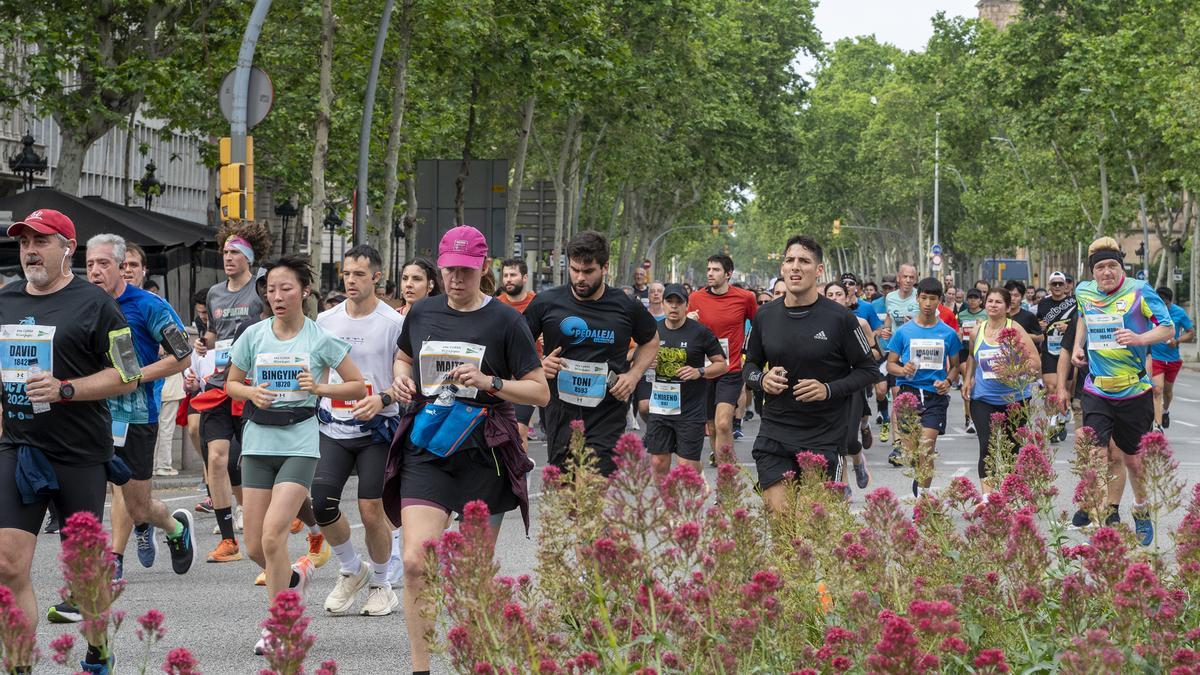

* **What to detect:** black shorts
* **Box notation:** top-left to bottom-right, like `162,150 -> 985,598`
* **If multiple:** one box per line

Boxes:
1041,352 -> 1061,376
200,397 -> 243,447
513,404 -> 534,426
644,416 -> 706,461
1082,390 -> 1153,456
886,372 -> 897,388
706,371 -> 743,419
396,437 -> 518,516
544,398 -> 629,477
315,434 -> 389,501
751,436 -> 841,489
0,445 -> 108,534
634,378 -> 652,404
114,423 -> 158,481
899,386 -> 950,434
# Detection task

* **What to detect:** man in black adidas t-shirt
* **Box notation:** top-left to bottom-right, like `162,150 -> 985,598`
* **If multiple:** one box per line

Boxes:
744,234 -> 880,512
644,284 -> 727,476
525,232 -> 658,476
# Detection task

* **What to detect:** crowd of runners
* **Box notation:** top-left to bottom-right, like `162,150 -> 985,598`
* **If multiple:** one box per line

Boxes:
0,206 -> 1193,673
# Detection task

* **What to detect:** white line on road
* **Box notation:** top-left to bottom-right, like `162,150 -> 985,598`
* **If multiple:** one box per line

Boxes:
1175,396 -> 1200,403
952,467 -> 969,478
1174,420 -> 1198,427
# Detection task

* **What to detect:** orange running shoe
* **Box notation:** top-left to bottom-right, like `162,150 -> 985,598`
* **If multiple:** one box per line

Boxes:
206,538 -> 242,563
290,518 -> 303,534
306,532 -> 331,568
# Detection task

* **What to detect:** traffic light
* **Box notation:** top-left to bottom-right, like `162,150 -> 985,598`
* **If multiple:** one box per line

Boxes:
218,136 -> 255,222
711,219 -> 720,236
832,218 -> 841,236
726,218 -> 735,236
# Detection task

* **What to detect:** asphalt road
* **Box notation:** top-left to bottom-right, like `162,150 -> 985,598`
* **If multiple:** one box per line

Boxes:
26,369 -> 1200,673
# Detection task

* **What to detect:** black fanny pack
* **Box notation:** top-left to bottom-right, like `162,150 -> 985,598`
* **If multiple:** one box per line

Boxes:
243,402 -> 318,427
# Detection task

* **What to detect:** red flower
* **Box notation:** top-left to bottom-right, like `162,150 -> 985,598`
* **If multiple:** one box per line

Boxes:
974,648 -> 1011,673
162,647 -> 200,675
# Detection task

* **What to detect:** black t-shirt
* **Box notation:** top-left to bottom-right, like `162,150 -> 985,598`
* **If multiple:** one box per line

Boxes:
1035,294 -> 1075,356
651,319 -> 724,422
524,285 -> 658,411
744,296 -> 880,451
0,276 -> 133,464
1010,308 -> 1042,339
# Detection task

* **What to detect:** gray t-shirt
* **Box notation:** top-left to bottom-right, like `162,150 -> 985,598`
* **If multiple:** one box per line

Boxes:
206,279 -> 263,386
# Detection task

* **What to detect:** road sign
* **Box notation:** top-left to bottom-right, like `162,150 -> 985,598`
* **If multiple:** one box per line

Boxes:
931,254 -> 943,268
1136,270 -> 1146,280
219,67 -> 274,128
1174,267 -> 1183,282
513,234 -> 523,256
931,244 -> 942,256
642,259 -> 652,269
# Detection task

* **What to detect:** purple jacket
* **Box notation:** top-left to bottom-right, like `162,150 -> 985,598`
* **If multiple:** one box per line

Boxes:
382,396 -> 534,533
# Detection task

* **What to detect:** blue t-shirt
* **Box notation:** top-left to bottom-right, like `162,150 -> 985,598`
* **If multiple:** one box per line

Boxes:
108,284 -> 186,424
1149,304 -> 1193,363
852,300 -> 882,331
230,317 -> 351,459
890,319 -> 961,393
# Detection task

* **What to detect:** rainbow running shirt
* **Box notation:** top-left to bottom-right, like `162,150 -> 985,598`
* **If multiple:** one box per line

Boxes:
1075,276 -> 1172,400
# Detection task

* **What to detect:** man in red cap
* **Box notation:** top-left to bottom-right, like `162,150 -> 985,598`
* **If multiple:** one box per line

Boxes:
0,209 -> 142,672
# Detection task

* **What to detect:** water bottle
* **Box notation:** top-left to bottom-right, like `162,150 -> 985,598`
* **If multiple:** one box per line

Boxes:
28,362 -> 50,413
435,384 -> 459,406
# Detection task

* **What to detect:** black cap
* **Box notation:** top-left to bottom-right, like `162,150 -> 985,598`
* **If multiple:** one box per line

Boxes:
840,272 -> 860,285
663,283 -> 688,302
965,288 -> 982,299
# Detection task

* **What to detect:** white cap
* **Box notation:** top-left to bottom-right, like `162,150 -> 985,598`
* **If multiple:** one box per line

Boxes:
1048,271 -> 1067,283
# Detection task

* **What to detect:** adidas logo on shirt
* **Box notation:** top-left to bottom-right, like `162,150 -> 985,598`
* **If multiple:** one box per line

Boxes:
813,331 -> 828,340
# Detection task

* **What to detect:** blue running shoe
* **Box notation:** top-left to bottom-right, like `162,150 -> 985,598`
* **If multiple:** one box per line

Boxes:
79,656 -> 113,674
114,554 -> 123,581
134,523 -> 156,568
166,509 -> 196,575
1132,507 -> 1154,547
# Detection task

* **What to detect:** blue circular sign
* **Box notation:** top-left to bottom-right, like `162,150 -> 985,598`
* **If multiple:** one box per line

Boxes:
931,244 -> 942,256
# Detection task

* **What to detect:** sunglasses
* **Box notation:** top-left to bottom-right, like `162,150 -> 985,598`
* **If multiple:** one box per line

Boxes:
843,280 -> 857,286
1051,281 -> 1065,286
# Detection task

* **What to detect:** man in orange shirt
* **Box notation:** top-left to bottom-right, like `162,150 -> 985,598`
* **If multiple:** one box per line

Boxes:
688,254 -> 757,462
497,258 -> 538,445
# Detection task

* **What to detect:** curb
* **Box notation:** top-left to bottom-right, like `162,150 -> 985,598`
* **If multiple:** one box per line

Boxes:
150,470 -> 206,491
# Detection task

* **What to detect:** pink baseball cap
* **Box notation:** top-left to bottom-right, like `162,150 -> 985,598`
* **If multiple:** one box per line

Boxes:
437,225 -> 488,268
8,208 -> 77,240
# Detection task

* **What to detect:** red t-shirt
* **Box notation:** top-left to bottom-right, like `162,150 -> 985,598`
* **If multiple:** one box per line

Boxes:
937,304 -> 959,331
497,291 -> 536,314
688,285 -> 758,372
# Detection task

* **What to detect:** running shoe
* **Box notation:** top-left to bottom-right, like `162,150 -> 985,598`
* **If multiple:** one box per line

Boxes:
254,629 -> 271,656
878,422 -> 890,443
1152,423 -> 1164,434
254,571 -> 266,586
47,602 -> 82,624
194,498 -> 213,514
708,453 -> 718,468
360,585 -> 399,616
325,561 -> 369,615
965,419 -> 976,435
304,532 -> 332,568
843,483 -> 852,500
291,557 -> 315,599
43,512 -> 60,535
153,467 -> 179,477
1071,507 -> 1120,529
744,410 -> 754,421
860,424 -> 873,450
911,479 -> 919,498
78,656 -> 113,674
387,554 -> 404,587
290,518 -> 304,535
1132,507 -> 1154,547
887,448 -> 903,467
166,509 -> 195,575
207,538 -> 242,563
235,505 -> 244,533
134,523 -> 157,568
114,554 -> 123,581
732,428 -> 745,440
1162,411 -> 1170,429
874,411 -> 884,425
853,461 -> 870,489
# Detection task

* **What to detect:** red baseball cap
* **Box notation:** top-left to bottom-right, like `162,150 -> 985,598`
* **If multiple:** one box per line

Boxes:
8,208 -> 77,240
437,225 -> 488,269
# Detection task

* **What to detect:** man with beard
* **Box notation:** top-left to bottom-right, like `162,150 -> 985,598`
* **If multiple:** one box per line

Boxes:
0,210 -> 142,672
525,232 -> 658,476
497,257 -> 540,445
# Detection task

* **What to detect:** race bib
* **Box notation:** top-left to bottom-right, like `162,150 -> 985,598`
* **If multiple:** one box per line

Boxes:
877,313 -> 887,325
558,358 -> 607,408
649,381 -> 682,415
960,319 -> 977,335
329,373 -> 373,421
213,339 -> 233,368
644,368 -> 656,383
254,353 -> 310,402
910,339 -> 945,371
705,337 -> 730,368
0,324 -> 55,385
1047,333 -> 1064,356
112,420 -> 129,448
1086,313 -> 1122,351
977,348 -> 1001,380
418,341 -> 486,398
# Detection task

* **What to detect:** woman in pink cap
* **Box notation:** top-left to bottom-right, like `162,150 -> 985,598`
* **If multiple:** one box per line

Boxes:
382,225 -> 548,674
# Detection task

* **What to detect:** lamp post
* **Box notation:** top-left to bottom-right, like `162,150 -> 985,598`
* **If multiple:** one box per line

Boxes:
8,133 -> 48,191
391,215 -> 405,283
323,205 -> 342,291
136,160 -> 163,210
274,199 -> 298,255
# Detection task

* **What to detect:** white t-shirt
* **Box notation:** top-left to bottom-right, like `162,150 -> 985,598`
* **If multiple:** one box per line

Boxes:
316,299 -> 405,439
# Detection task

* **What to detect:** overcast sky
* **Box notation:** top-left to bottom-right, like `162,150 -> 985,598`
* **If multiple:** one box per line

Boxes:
796,0 -> 982,76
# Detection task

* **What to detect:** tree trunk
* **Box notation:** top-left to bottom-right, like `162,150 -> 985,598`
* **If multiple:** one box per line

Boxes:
455,72 -> 481,226
123,107 -> 138,205
403,168 -> 417,260
309,0 -> 335,281
547,111 -> 580,286
378,0 -> 413,283
504,95 -> 536,258
565,129 -> 583,239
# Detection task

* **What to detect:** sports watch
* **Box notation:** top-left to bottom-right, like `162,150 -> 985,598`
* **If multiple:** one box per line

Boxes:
59,380 -> 75,401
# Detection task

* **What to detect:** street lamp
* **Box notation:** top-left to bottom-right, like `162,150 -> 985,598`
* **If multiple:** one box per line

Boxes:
7,132 -> 48,191
274,199 -> 298,255
136,160 -> 163,210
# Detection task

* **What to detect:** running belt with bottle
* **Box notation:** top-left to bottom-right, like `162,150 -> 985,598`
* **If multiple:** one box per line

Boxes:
970,319 -> 1031,404
1075,276 -> 1172,400
316,300 -> 405,439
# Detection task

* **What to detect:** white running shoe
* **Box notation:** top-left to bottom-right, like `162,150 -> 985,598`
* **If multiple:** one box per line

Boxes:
324,561 -> 369,615
235,505 -> 244,533
360,585 -> 399,616
291,556 -> 315,599
387,554 -> 404,587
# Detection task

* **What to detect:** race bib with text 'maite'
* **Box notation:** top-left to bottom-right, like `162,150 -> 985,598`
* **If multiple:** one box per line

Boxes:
418,341 -> 486,398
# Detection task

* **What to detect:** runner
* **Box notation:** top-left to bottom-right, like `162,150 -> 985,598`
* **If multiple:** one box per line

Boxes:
0,209 -> 143,673
687,254 -> 756,463
1064,237 -> 1173,545
525,231 -> 658,476
313,245 -> 406,617
644,284 -> 727,476
193,224 -> 270,562
824,280 -> 882,493
382,225 -> 548,675
771,278 -> 786,299
85,234 -> 196,581
743,235 -> 878,512
225,255 -> 365,653
961,287 -> 1038,494
398,257 -> 442,316
956,289 -> 987,433
1149,286 -> 1194,430
880,264 -> 919,465
1004,280 -> 1044,346
631,267 -> 650,301
496,257 -> 540,446
1036,271 -> 1076,442
646,282 -> 666,320
886,277 -> 962,497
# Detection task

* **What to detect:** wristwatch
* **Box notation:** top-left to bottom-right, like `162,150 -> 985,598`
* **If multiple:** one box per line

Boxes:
59,380 -> 75,401
379,392 -> 394,407
699,366 -> 707,379
488,376 -> 504,394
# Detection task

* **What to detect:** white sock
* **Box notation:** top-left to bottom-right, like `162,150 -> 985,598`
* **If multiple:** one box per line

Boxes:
390,530 -> 401,558
308,523 -> 321,535
371,560 -> 390,588
332,540 -> 360,573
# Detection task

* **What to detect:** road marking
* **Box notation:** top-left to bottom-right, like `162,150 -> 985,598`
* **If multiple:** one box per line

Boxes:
952,467 -> 969,478
1174,419 -> 1198,428
1175,396 -> 1200,403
